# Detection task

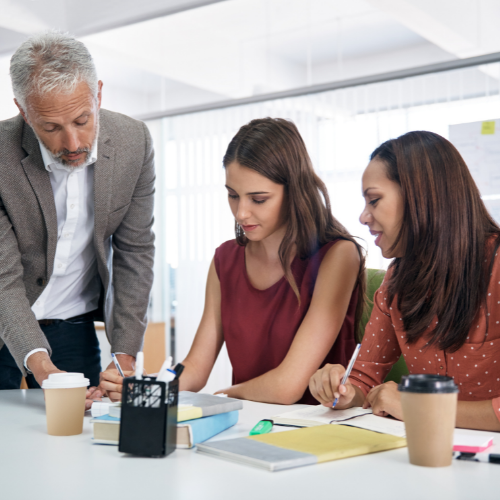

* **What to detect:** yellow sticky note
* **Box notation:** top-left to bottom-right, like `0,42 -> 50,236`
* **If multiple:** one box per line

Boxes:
481,121 -> 496,135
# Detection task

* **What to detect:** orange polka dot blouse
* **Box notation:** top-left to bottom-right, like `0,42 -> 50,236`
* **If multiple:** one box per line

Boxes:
350,265 -> 500,423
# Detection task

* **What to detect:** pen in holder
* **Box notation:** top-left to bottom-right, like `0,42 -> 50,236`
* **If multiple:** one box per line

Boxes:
118,376 -> 178,457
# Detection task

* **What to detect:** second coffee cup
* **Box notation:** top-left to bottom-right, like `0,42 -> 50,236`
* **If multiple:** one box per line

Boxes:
398,374 -> 458,467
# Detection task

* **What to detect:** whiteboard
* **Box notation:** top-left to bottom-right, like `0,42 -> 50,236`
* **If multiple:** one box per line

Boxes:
449,119 -> 500,224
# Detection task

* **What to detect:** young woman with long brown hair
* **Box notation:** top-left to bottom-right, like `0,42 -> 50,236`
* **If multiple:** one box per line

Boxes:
171,117 -> 366,404
100,117 -> 365,404
310,130 -> 500,430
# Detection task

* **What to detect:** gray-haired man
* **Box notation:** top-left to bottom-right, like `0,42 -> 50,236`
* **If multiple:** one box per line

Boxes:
0,31 -> 155,406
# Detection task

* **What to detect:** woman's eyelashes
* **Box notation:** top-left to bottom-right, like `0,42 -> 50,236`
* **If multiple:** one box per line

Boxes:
227,193 -> 267,204
369,198 -> 380,207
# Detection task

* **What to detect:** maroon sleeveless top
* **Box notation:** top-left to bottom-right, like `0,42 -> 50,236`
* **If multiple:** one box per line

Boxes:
214,239 -> 358,404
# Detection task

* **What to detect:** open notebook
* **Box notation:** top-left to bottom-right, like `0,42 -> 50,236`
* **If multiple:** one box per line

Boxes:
272,406 -> 407,437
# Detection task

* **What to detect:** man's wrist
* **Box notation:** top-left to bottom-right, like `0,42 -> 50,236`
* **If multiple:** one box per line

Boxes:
24,348 -> 49,373
26,351 -> 58,380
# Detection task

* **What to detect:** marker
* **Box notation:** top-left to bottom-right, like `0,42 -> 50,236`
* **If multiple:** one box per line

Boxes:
456,452 -> 500,464
332,343 -> 362,409
250,419 -> 273,436
135,351 -> 144,380
111,353 -> 125,377
173,363 -> 185,380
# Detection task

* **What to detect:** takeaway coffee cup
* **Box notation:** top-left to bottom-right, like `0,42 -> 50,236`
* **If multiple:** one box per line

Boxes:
398,374 -> 458,467
42,373 -> 89,436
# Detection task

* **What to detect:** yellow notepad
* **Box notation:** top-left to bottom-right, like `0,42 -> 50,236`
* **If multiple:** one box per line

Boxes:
197,424 -> 406,471
250,424 -> 406,463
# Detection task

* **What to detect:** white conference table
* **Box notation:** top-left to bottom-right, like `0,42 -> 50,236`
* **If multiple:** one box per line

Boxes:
0,390 -> 498,500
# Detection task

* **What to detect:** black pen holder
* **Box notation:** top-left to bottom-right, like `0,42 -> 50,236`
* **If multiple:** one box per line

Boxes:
118,376 -> 178,457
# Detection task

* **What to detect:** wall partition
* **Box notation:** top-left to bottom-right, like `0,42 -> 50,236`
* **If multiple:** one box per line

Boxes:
146,59 -> 500,394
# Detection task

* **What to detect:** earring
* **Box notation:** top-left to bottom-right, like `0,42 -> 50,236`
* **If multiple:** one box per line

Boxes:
235,220 -> 243,237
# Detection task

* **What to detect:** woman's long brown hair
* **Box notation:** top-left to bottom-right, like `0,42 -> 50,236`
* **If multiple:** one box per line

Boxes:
371,131 -> 500,352
223,117 -> 366,339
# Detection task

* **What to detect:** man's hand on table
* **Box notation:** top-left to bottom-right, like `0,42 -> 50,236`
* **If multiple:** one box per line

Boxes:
27,351 -> 65,387
27,352 -> 98,411
26,352 -> 102,411
27,351 -> 137,410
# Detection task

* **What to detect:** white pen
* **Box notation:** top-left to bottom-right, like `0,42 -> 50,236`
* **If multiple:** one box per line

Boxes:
157,369 -> 176,384
157,356 -> 175,383
332,343 -> 362,409
157,356 -> 173,380
135,351 -> 144,380
111,353 -> 125,377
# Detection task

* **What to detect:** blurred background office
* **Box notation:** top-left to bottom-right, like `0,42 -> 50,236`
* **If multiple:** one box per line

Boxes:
2,0 -> 500,392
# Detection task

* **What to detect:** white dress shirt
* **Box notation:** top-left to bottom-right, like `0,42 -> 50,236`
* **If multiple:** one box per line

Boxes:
25,141 -> 101,369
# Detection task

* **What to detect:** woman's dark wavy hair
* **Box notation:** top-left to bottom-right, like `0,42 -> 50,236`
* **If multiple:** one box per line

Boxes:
371,130 -> 500,352
223,117 -> 366,339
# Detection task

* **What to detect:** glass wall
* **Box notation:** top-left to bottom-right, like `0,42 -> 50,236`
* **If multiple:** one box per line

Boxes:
147,62 -> 500,393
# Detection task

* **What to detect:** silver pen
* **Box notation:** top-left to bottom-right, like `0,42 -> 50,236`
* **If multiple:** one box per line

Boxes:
111,352 -> 125,377
332,343 -> 362,408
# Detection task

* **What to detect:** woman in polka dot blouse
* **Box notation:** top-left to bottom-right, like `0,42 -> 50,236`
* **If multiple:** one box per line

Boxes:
309,131 -> 500,431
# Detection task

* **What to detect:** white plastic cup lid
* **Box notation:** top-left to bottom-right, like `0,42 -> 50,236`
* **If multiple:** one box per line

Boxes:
41,373 -> 90,389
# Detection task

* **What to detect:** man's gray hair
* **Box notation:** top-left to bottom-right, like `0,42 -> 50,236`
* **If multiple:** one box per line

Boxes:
10,30 -> 98,112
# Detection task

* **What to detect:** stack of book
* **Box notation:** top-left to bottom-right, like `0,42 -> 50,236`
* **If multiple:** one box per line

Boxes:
91,392 -> 243,449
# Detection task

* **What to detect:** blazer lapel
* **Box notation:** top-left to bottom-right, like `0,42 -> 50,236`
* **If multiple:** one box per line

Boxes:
93,120 -> 115,244
20,124 -> 58,277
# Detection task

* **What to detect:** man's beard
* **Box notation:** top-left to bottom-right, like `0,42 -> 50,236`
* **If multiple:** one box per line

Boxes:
34,116 -> 100,169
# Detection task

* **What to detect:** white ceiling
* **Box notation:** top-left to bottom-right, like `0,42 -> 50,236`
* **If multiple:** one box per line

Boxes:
0,0 -> 227,52
1,0 -> 499,120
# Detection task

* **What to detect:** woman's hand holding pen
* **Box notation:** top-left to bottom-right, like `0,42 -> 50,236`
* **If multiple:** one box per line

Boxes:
309,364 -> 358,408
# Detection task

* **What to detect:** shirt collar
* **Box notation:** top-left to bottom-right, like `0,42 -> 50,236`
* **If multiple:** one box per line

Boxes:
38,139 -> 98,174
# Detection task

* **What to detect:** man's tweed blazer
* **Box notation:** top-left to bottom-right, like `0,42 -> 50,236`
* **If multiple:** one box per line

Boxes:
0,109 -> 155,375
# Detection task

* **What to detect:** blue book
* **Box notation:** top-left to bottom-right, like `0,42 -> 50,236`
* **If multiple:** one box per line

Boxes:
91,411 -> 239,448
177,411 -> 239,449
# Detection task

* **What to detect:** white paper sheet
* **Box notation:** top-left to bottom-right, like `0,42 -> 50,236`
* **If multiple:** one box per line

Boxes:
339,414 -> 406,437
272,405 -> 372,426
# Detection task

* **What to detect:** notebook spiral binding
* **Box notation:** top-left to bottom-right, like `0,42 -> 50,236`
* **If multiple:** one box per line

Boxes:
118,376 -> 178,457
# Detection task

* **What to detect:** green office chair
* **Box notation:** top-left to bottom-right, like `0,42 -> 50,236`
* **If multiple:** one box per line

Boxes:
359,269 -> 409,384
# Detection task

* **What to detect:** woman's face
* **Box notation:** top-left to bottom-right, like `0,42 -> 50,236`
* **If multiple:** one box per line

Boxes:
225,161 -> 286,242
360,158 -> 405,259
